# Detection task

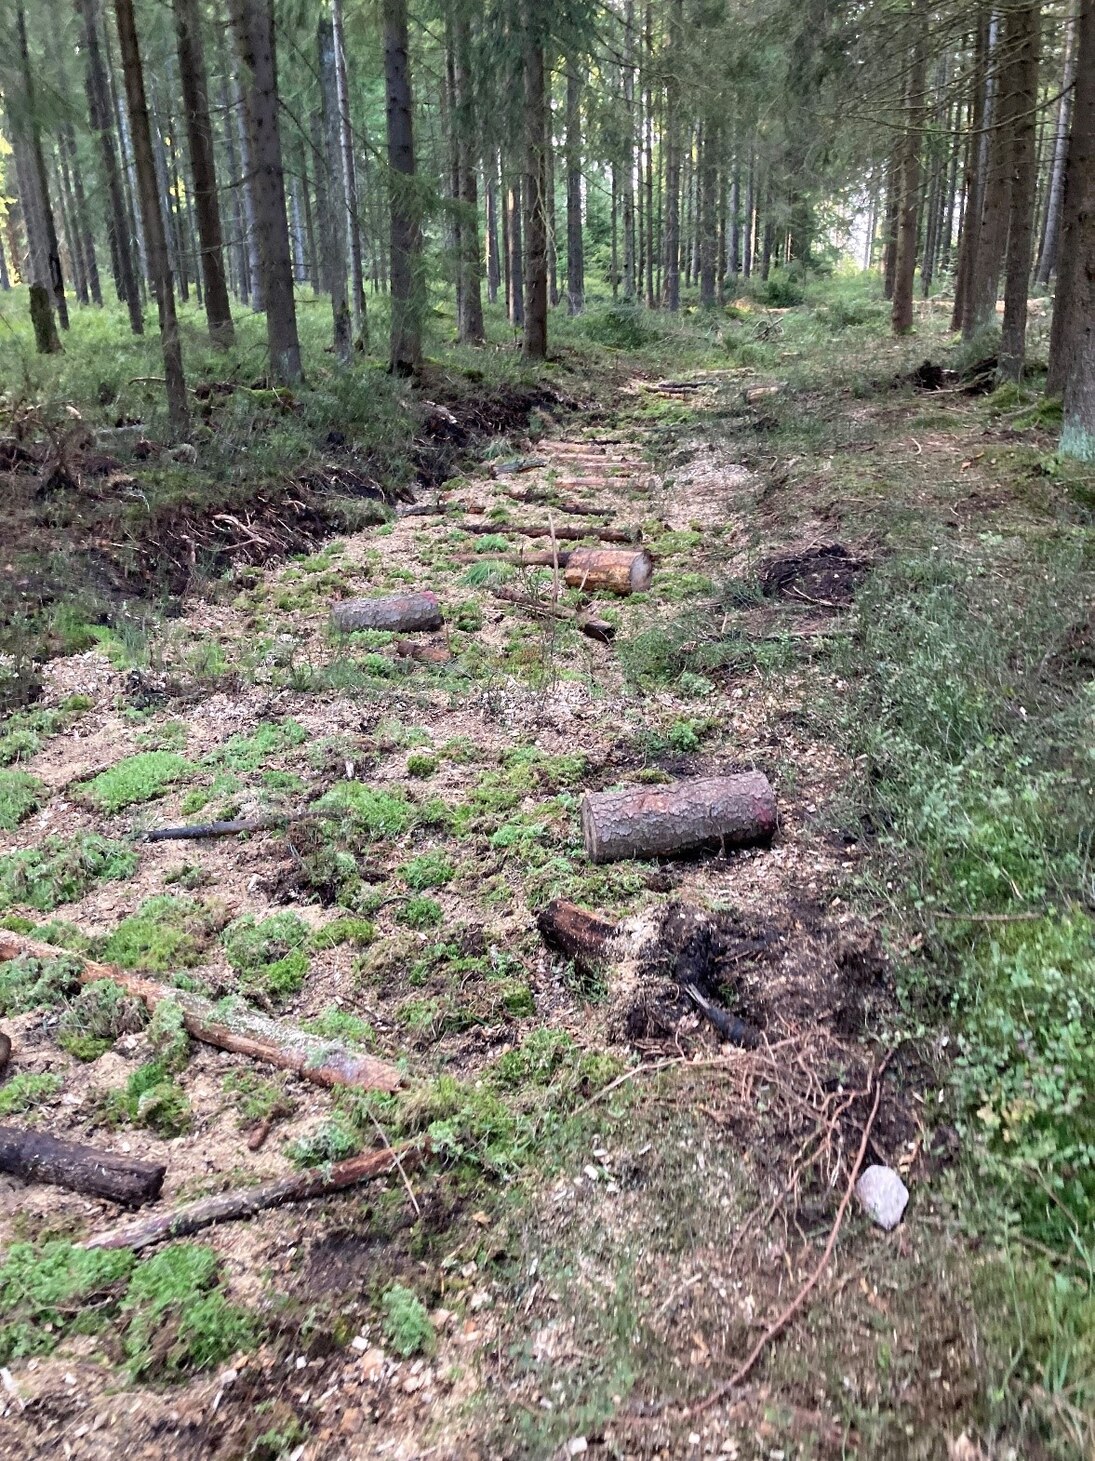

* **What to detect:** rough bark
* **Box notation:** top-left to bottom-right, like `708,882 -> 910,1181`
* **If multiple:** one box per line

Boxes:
508,177 -> 524,325
699,116 -> 719,308
951,11 -> 991,331
28,282 -> 62,353
999,3 -> 1041,380
453,14 -> 485,344
230,64 -> 261,308
486,153 -> 501,304
891,0 -> 928,335
565,68 -> 585,314
331,591 -> 443,633
968,14 -> 1016,337
1056,0 -> 1095,453
113,0 -> 189,433
82,1144 -> 423,1253
230,0 -> 301,382
1036,6 -> 1077,286
522,0 -> 549,360
174,0 -> 234,344
537,899 -> 617,972
332,0 -> 367,347
0,934 -> 402,1093
581,772 -> 778,863
0,1125 -> 165,1207
663,0 -> 683,309
461,520 -> 639,545
564,547 -> 653,594
318,16 -> 352,365
384,0 -> 422,375
12,4 -> 68,336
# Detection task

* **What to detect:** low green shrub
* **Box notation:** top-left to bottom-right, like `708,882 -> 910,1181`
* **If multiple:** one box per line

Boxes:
58,979 -> 148,1061
379,1283 -> 434,1357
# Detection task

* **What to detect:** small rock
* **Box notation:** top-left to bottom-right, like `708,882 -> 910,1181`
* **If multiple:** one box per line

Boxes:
566,1440 -> 588,1457
855,1165 -> 909,1230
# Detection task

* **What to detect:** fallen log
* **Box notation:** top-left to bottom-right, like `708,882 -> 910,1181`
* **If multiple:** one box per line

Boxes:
81,1142 -> 423,1253
462,519 -> 640,545
503,489 -> 611,518
0,934 -> 403,1094
392,638 -> 451,665
0,1125 -> 165,1207
537,899 -> 617,973
146,809 -> 334,842
0,1029 -> 10,1074
581,772 -> 777,863
565,547 -> 653,594
331,591 -> 442,634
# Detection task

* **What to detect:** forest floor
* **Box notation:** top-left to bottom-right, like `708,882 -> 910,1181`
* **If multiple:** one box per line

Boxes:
0,283 -> 1092,1460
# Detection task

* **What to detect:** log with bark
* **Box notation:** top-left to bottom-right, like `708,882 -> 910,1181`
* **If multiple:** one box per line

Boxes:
82,1141 -> 423,1252
392,638 -> 451,665
331,591 -> 443,634
537,899 -> 618,973
0,934 -> 403,1093
581,772 -> 777,863
502,489 -> 611,518
0,1029 -> 10,1075
453,547 -> 653,594
461,519 -> 640,545
0,1125 -> 165,1207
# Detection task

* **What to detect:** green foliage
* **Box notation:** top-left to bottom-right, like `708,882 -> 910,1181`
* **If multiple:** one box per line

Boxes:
223,912 -> 311,1003
148,998 -> 191,1073
316,783 -> 416,839
0,704 -> 86,766
0,1240 -> 135,1362
121,1244 -> 254,1378
303,1007 -> 375,1046
102,1059 -> 191,1136
80,752 -> 195,812
222,1069 -> 295,1125
406,752 -> 439,778
379,1284 -> 434,1358
492,1029 -> 578,1087
577,304 -> 655,350
0,953 -> 81,1015
100,895 -> 211,972
311,917 -> 376,950
0,1071 -> 62,1117
400,852 -> 454,890
207,720 -> 308,773
0,834 -> 138,911
0,769 -> 46,830
286,1115 -> 362,1168
57,979 -> 148,1061
397,896 -> 443,930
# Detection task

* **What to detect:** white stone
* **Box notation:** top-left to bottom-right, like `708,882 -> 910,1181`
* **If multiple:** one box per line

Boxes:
855,1165 -> 909,1230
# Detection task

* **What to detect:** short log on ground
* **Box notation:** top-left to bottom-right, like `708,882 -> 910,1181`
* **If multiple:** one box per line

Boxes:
581,772 -> 777,863
331,591 -> 442,634
82,1142 -> 423,1252
393,638 -> 451,665
564,548 -> 653,594
462,519 -> 640,545
537,899 -> 618,973
0,935 -> 403,1093
0,1125 -> 165,1207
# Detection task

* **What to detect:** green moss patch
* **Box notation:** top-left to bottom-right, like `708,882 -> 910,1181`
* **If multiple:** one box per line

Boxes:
79,752 -> 195,812
223,912 -> 311,1003
100,895 -> 214,973
0,952 -> 81,1015
57,978 -> 148,1061
0,1071 -> 63,1117
101,1059 -> 190,1136
0,769 -> 46,830
205,718 -> 308,773
0,835 -> 139,911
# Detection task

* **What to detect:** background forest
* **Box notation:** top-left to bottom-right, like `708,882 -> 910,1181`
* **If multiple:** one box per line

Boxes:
0,2 -> 1092,1459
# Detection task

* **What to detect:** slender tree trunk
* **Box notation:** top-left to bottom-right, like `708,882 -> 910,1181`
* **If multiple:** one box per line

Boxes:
318,16 -> 352,364
12,141 -> 62,351
383,0 -> 421,374
332,0 -> 367,347
699,116 -> 718,307
113,0 -> 188,431
566,67 -> 585,315
644,4 -> 656,307
106,18 -> 147,297
230,0 -> 302,383
1036,5 -> 1077,287
487,152 -> 501,305
454,14 -> 484,344
15,3 -> 69,332
522,0 -> 548,359
892,1 -> 928,336
221,78 -> 250,303
1049,0 -> 1094,405
952,12 -> 991,330
547,92 -> 560,309
56,143 -> 89,305
174,0 -> 234,343
231,65 -> 262,310
0,233 -> 9,289
968,13 -> 1015,337
882,141 -> 900,298
999,2 -> 1041,380
663,0 -> 683,309
308,111 -> 329,296
622,0 -> 637,302
610,165 -> 619,299
743,151 -> 754,277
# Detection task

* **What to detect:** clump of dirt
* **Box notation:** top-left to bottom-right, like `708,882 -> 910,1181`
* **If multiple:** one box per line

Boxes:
904,356 -> 997,395
758,542 -> 870,609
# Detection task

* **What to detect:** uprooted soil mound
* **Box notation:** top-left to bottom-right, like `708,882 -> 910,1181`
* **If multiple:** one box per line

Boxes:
758,543 -> 871,608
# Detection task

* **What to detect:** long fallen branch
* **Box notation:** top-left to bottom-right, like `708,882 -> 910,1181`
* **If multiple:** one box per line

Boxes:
81,1142 -> 424,1252
145,809 -> 335,842
461,519 -> 640,545
0,934 -> 403,1093
490,587 -> 616,642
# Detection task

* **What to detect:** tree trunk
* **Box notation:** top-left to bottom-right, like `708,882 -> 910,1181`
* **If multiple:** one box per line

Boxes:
1036,5 -> 1078,286
318,16 -> 352,365
230,65 -> 261,309
174,0 -> 234,343
113,0 -> 189,432
522,1 -> 548,360
882,143 -> 900,298
383,0 -> 421,375
0,1126 -> 165,1207
699,117 -> 719,307
891,0 -> 928,335
331,591 -> 442,634
28,282 -> 62,353
663,0 -> 683,309
331,0 -> 367,347
622,1 -> 637,301
951,11 -> 991,331
644,2 -> 656,306
298,137 -> 319,292
0,232 -> 9,289
1056,0 -> 1094,451
454,14 -> 485,344
999,3 -> 1041,381
566,67 -> 585,315
581,773 -> 777,864
537,899 -> 617,973
221,79 -> 249,301
487,153 -> 501,304
13,3 -> 69,333
230,0 -> 302,383
968,14 -> 1015,338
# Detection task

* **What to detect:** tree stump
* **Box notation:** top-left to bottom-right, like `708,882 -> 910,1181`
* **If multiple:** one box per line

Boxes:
581,772 -> 777,863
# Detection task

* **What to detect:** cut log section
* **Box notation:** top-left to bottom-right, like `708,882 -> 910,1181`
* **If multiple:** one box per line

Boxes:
0,1125 -> 166,1207
81,1142 -> 424,1253
0,935 -> 403,1093
564,548 -> 653,594
332,591 -> 442,634
581,772 -> 777,863
393,638 -> 451,665
462,519 -> 640,545
537,899 -> 618,973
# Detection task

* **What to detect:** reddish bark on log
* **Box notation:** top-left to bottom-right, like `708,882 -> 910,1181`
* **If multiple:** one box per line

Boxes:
581,773 -> 777,863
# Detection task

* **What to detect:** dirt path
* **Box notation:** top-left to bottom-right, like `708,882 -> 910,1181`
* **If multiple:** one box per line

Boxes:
0,378 -> 979,1459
